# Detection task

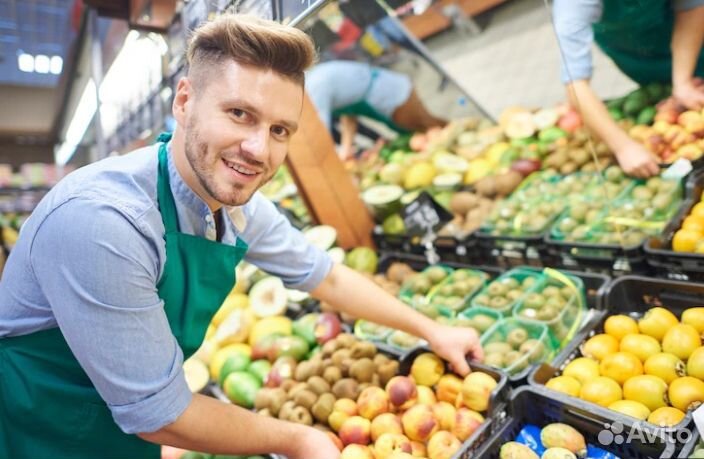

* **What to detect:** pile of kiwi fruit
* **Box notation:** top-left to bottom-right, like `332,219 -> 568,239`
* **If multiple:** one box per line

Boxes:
254,333 -> 399,428
515,281 -> 578,341
542,129 -> 612,175
427,269 -> 487,314
401,266 -> 451,306
472,273 -> 540,313
482,324 -> 546,373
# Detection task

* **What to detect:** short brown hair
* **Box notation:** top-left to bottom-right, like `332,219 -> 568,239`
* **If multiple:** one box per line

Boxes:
186,14 -> 316,87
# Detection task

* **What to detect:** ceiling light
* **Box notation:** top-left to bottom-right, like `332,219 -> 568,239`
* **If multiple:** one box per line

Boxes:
50,56 -> 63,75
34,54 -> 50,74
18,53 -> 34,72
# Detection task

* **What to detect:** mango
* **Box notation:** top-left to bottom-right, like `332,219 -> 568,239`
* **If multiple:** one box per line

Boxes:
499,442 -> 539,459
542,447 -> 577,459
540,423 -> 587,457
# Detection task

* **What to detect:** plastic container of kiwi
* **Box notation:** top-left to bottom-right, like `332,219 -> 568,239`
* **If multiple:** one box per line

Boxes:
479,317 -> 554,376
427,268 -> 489,317
385,329 -> 426,352
470,268 -> 543,316
480,197 -> 565,237
511,271 -> 586,348
398,264 -> 455,306
457,306 -> 503,337
510,170 -> 563,202
354,319 -> 394,342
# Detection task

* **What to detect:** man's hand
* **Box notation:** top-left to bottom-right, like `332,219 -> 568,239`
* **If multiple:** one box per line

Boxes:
288,427 -> 340,459
615,141 -> 660,178
426,324 -> 484,376
673,78 -> 704,110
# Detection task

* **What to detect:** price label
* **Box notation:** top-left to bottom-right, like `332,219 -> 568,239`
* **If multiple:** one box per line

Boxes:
662,158 -> 693,181
401,192 -> 453,237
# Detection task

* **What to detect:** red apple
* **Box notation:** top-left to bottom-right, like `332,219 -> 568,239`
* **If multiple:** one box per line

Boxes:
315,312 -> 342,344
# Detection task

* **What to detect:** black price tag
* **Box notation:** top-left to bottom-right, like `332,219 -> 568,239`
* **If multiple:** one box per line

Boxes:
401,192 -> 453,237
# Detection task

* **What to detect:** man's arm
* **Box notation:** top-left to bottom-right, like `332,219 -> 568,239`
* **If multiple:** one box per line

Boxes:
311,264 -> 483,375
672,2 -> 704,109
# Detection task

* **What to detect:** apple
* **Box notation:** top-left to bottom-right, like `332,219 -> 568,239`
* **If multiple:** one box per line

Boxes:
401,404 -> 439,442
416,385 -> 437,406
358,386 -> 390,420
427,431 -> 462,459
461,372 -> 496,412
315,312 -> 342,344
371,413 -> 403,442
264,356 -> 297,387
386,376 -> 418,410
374,433 -> 413,459
340,444 -> 374,459
432,401 -> 456,431
435,374 -> 463,404
339,416 -> 372,446
452,408 -> 484,441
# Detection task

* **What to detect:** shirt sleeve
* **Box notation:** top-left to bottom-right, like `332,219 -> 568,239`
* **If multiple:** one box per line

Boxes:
553,0 -> 603,83
675,0 -> 704,10
240,193 -> 333,291
29,198 -> 192,434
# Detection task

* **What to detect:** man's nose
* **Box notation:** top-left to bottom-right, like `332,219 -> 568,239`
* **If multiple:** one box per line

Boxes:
240,127 -> 270,162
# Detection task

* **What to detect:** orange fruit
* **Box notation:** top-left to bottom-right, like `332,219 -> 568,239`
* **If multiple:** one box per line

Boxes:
604,315 -> 639,341
673,229 -> 702,252
662,324 -> 702,360
620,334 -> 662,362
692,202 -> 704,219
582,334 -> 619,361
668,376 -> 704,412
580,377 -> 622,407
563,358 -> 600,385
683,215 -> 704,232
600,352 -> 643,385
648,407 -> 686,427
644,353 -> 686,384
545,375 -> 581,397
623,375 -> 668,411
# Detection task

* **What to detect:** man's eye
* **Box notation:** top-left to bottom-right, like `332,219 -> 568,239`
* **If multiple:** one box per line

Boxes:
271,126 -> 289,137
231,109 -> 247,119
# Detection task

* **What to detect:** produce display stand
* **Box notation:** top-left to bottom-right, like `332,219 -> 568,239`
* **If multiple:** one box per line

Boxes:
530,275 -> 704,452
475,231 -> 557,269
646,170 -> 704,282
467,386 -> 677,459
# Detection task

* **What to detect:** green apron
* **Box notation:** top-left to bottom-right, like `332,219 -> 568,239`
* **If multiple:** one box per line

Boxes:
332,68 -> 410,134
593,0 -> 704,85
0,133 -> 248,459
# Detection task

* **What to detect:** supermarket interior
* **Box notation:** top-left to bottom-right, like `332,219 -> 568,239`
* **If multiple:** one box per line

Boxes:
3,1 -> 704,458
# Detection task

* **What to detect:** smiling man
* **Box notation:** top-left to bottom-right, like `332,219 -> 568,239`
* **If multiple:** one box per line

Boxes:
0,14 -> 482,459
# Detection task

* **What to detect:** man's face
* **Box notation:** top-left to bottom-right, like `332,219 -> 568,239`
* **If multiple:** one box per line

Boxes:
181,62 -> 302,207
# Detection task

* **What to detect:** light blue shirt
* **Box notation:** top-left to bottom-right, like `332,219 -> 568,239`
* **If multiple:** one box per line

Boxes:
553,0 -> 704,83
0,142 -> 333,434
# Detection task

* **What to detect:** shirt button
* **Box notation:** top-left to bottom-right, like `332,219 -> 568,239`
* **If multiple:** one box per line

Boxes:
206,227 -> 216,241
205,214 -> 213,223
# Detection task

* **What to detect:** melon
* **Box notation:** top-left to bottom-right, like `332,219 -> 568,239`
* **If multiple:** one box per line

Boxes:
432,173 -> 462,190
249,277 -> 287,318
303,225 -> 337,250
213,307 -> 256,346
183,357 -> 209,393
327,247 -> 346,264
433,152 -> 469,173
362,184 -> 404,220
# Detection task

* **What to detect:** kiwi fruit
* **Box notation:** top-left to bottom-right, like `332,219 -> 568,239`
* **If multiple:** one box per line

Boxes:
520,339 -> 545,363
258,408 -> 272,417
504,351 -> 528,371
331,349 -> 352,367
289,406 -> 313,425
350,341 -> 377,360
506,289 -> 523,302
373,353 -> 390,367
336,333 -> 357,349
321,340 -> 338,357
377,360 -> 399,387
473,294 -> 490,306
484,342 -> 512,355
307,376 -> 332,396
520,308 -> 538,319
268,389 -> 287,416
280,379 -> 297,393
288,382 -> 309,398
311,393 -> 336,424
278,400 -> 296,420
323,366 -> 342,385
542,286 -> 561,299
472,314 -> 496,333
521,276 -> 537,290
487,282 -> 509,297
537,305 -> 559,321
295,361 -> 317,382
506,328 -> 528,348
484,352 -> 504,368
254,389 -> 274,411
332,378 -> 360,400
293,389 -> 317,411
490,296 -> 510,310
349,358 -> 375,383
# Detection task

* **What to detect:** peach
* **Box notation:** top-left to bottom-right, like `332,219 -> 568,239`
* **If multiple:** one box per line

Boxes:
327,432 -> 344,451
386,376 -> 418,410
374,432 -> 413,459
339,415 -> 372,446
329,410 -> 352,433
416,385 -> 437,405
340,444 -> 374,459
358,386 -> 390,420
335,398 -> 359,416
371,413 -> 403,442
410,352 -> 445,386
432,401 -> 456,431
401,404 -> 439,442
410,441 -> 427,457
452,408 -> 484,441
427,431 -> 462,459
387,453 -> 415,459
461,372 -> 496,412
436,374 -> 463,404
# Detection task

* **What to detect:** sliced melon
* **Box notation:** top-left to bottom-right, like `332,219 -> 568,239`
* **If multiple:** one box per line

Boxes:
213,308 -> 256,346
401,190 -> 421,206
433,152 -> 469,173
361,184 -> 404,220
248,277 -> 287,318
287,288 -> 311,304
432,173 -> 463,190
183,357 -> 209,393
327,247 -> 346,264
532,108 -> 559,129
504,111 -> 537,139
303,225 -> 337,250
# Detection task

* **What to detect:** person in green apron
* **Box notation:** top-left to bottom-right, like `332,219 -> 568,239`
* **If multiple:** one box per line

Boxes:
553,0 -> 704,177
306,60 -> 446,160
0,14 -> 482,459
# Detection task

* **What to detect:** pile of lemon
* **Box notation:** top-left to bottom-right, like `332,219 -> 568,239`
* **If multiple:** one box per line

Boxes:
544,307 -> 704,427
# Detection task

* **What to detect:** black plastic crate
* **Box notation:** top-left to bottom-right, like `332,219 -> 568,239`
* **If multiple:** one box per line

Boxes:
678,430 -> 700,458
372,227 -> 483,265
530,275 -> 704,437
398,347 -> 510,459
467,385 -> 677,459
476,231 -> 557,269
646,169 -> 704,282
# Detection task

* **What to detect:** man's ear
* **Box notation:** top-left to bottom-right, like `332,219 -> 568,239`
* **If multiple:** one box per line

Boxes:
172,77 -> 192,125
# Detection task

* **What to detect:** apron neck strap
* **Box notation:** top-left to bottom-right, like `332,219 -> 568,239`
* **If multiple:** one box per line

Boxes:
156,137 -> 180,233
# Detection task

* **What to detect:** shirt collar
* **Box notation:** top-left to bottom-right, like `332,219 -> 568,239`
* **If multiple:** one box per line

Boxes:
164,142 -> 248,233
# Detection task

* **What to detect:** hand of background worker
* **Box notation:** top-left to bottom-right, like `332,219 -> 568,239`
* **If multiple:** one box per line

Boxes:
288,426 -> 341,459
673,77 -> 704,110
426,323 -> 484,377
615,140 -> 660,178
